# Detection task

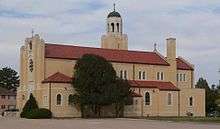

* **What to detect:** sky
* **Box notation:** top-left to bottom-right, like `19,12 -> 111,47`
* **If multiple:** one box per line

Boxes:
0,0 -> 220,85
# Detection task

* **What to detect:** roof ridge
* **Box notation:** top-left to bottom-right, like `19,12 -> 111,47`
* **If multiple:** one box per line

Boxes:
154,51 -> 170,65
45,43 -> 158,54
177,56 -> 194,69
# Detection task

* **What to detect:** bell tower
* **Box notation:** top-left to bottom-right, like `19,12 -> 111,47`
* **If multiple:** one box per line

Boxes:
101,4 -> 128,50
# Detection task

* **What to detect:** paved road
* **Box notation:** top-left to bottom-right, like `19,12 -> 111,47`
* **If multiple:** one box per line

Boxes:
0,117 -> 220,129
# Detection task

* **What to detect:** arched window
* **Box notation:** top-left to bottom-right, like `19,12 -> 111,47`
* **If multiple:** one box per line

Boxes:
68,94 -> 73,105
145,92 -> 150,105
189,97 -> 193,106
56,94 -> 62,105
111,23 -> 114,32
116,23 -> 119,32
168,93 -> 172,105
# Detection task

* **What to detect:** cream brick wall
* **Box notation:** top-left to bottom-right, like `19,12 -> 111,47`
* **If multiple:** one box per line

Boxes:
177,70 -> 194,89
179,88 -> 205,116
40,83 -> 81,118
45,58 -> 76,78
17,35 -> 205,117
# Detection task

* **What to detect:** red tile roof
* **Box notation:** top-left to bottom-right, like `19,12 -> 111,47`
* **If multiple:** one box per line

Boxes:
129,80 -> 179,91
131,92 -> 142,97
42,72 -> 179,91
42,72 -> 72,83
176,58 -> 194,71
45,44 -> 170,66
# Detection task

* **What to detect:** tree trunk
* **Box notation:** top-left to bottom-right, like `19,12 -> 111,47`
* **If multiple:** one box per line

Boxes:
98,105 -> 101,118
80,104 -> 84,118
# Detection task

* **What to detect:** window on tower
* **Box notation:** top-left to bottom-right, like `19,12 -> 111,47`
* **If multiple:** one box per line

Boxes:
111,23 -> 114,32
116,23 -> 119,32
29,41 -> 32,50
107,23 -> 109,32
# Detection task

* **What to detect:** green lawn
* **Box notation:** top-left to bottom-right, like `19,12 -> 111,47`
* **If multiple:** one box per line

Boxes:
146,117 -> 220,123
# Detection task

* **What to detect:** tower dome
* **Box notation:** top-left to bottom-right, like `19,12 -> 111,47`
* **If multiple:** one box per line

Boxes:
106,4 -> 123,34
107,11 -> 121,18
101,4 -> 128,50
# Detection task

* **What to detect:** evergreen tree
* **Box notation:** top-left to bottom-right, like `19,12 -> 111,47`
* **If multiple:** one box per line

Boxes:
20,93 -> 39,118
196,78 -> 217,114
0,67 -> 19,90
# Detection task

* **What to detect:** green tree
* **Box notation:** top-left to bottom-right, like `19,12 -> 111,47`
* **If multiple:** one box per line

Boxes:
196,78 -> 218,114
20,93 -> 39,118
0,67 -> 19,90
112,78 -> 132,117
72,54 -> 117,117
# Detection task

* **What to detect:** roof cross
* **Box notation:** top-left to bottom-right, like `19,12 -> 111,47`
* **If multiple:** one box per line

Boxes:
113,3 -> 116,11
154,43 -> 157,52
31,28 -> 34,38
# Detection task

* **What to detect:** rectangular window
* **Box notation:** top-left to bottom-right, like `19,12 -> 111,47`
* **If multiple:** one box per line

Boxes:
157,72 -> 164,80
1,105 -> 5,109
43,96 -> 48,106
161,72 -> 164,80
183,74 -> 186,82
189,97 -> 193,106
138,71 -> 141,80
124,70 -> 127,79
157,72 -> 160,80
180,74 -> 182,81
168,93 -> 172,105
1,95 -> 5,99
143,71 -> 146,80
120,70 -> 123,78
177,74 -> 179,82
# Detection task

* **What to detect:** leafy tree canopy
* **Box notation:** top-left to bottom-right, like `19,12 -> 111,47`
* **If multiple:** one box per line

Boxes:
72,54 -> 131,117
0,67 -> 19,90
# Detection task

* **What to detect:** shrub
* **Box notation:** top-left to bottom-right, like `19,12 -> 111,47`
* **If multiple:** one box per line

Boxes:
26,108 -> 52,119
20,94 -> 52,119
20,93 -> 38,118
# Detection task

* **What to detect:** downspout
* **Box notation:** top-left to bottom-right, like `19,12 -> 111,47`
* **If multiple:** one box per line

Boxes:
176,73 -> 180,116
132,64 -> 135,80
49,83 -> 52,111
178,90 -> 180,116
191,70 -> 194,88
157,90 -> 159,116
141,96 -> 143,117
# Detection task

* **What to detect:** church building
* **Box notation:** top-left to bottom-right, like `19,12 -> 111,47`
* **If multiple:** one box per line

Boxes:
17,7 -> 205,117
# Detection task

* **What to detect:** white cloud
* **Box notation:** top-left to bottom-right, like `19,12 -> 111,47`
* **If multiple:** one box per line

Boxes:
0,0 -> 219,85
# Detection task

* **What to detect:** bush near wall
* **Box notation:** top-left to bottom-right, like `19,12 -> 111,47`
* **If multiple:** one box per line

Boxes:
26,108 -> 52,119
20,93 -> 52,119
